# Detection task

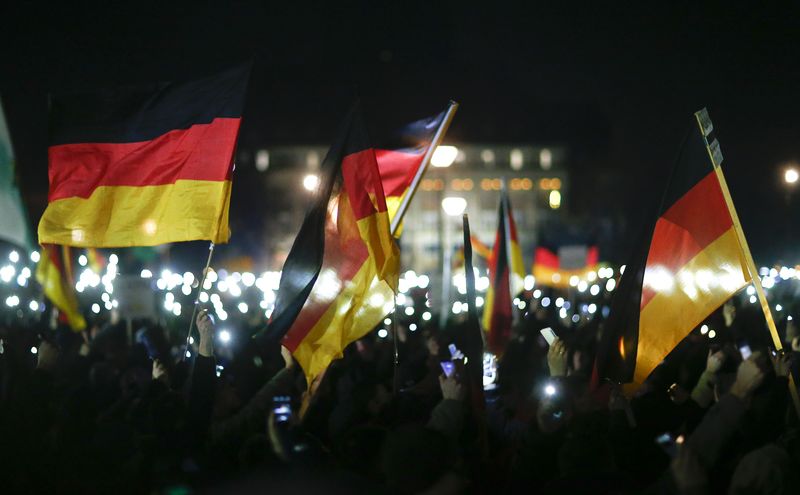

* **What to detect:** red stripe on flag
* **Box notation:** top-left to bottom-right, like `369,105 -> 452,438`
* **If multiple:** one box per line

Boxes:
47,117 -> 240,201
375,149 -> 425,197
641,171 -> 733,308
534,247 -> 560,269
341,149 -> 388,220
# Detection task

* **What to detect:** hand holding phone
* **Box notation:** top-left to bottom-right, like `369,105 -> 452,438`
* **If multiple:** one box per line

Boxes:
440,360 -> 455,378
272,396 -> 292,423
540,327 -> 557,346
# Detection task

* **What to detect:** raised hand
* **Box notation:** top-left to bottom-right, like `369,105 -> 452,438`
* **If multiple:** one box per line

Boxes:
770,350 -> 792,378
547,337 -> 568,377
730,356 -> 765,400
196,308 -> 215,357
36,340 -> 59,372
705,349 -> 726,374
439,374 -> 465,401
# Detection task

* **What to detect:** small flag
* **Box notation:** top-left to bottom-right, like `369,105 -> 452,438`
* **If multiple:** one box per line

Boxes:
462,214 -> 486,413
38,64 -> 250,247
482,185 -> 526,352
453,235 -> 492,269
0,98 -> 33,250
598,109 -> 751,389
36,244 -> 86,331
268,103 -> 400,385
533,243 -> 599,288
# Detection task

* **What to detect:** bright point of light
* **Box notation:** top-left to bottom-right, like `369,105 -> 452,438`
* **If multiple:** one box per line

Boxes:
30,251 -> 40,262
776,304 -> 783,311
0,265 -> 15,282
577,281 -> 588,293
700,324 -> 709,335
785,168 -> 799,184
78,254 -> 87,266
571,314 -> 580,323
185,351 -> 192,358
588,303 -> 597,314
182,285 -> 192,296
533,289 -> 542,299
590,284 -> 600,296
559,308 -> 568,319
418,275 -> 430,289
5,295 -> 19,307
29,300 -> 39,311
8,251 -> 20,263
422,312 -> 432,321
541,297 -> 551,307
238,302 -> 249,313
409,323 -> 417,331
303,174 -> 320,191
524,275 -> 535,291
749,295 -> 757,304
555,297 -> 564,307
549,190 -> 562,209
109,254 -> 118,264
384,318 -> 392,325
404,306 -> 414,316
441,196 -> 467,216
217,311 -> 228,321
476,296 -> 484,307
219,330 -> 231,343
242,272 -> 256,287
141,269 -> 153,279
183,272 -> 195,286
91,303 -> 100,314
377,328 -> 389,338
431,145 -> 459,167
708,330 -> 717,339
606,279 -> 617,291
156,279 -> 167,290
587,271 -> 597,282
569,275 -> 579,287
544,384 -> 556,396
746,286 -> 755,295
31,346 -> 38,355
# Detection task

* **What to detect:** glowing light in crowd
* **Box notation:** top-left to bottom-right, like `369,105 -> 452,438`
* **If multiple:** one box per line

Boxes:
384,318 -> 391,326
141,269 -> 152,278
588,303 -> 597,314
532,289 -> 541,299
377,328 -> 389,338
708,330 -> 717,339
749,295 -> 757,304
431,145 -> 459,167
29,300 -> 39,311
303,174 -> 319,191
524,275 -> 535,291
555,297 -> 564,308
776,304 -> 783,311
606,279 -> 616,291
405,306 -> 414,316
577,281 -> 588,293
409,323 -> 417,331
0,265 -> 15,282
78,254 -> 87,266
31,346 -> 38,355
5,295 -> 19,307
590,284 -> 600,296
219,329 -> 231,343
544,384 -> 556,396
238,302 -> 248,313
700,324 -> 709,335
9,251 -> 19,263
30,251 -> 40,262
422,312 -> 432,321
91,304 -> 100,314
476,296 -> 484,307
541,297 -> 551,307
569,275 -> 579,287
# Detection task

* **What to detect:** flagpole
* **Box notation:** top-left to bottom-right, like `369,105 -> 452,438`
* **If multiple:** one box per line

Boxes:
694,109 -> 800,417
390,101 -> 459,236
182,241 -> 216,361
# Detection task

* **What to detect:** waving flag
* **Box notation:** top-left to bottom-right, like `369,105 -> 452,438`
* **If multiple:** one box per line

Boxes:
38,64 -> 250,247
598,109 -> 752,389
36,244 -> 86,331
268,104 -> 400,385
376,102 -> 458,233
0,98 -> 32,250
482,185 -> 526,352
533,244 -> 599,288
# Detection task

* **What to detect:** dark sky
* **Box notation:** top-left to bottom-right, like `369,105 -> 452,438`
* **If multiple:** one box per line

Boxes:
2,1 -> 800,263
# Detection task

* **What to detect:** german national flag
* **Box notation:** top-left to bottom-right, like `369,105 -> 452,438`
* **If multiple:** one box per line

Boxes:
533,244 -> 599,288
268,104 -> 400,385
482,185 -> 526,353
374,104 -> 453,231
36,244 -> 86,331
598,109 -> 751,389
38,64 -> 250,247
453,235 -> 492,269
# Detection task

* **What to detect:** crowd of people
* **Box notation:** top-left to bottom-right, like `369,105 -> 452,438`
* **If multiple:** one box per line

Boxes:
1,285 -> 799,494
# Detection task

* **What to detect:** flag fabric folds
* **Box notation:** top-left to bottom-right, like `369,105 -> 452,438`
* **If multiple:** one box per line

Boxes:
0,99 -> 33,250
482,185 -> 526,353
462,215 -> 486,414
533,244 -> 599,288
598,109 -> 751,389
38,64 -> 250,247
375,108 -> 448,227
36,244 -> 86,331
453,235 -> 492,269
268,104 -> 400,385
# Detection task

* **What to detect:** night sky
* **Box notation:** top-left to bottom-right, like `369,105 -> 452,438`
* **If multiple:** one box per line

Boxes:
2,1 -> 800,264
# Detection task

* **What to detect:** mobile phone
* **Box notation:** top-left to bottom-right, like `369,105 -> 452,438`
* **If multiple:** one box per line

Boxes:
448,344 -> 464,360
273,396 -> 292,423
540,327 -> 557,346
739,345 -> 752,360
655,433 -> 678,458
440,360 -> 455,378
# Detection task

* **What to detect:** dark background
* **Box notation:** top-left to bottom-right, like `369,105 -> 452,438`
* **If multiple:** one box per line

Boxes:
2,1 -> 800,265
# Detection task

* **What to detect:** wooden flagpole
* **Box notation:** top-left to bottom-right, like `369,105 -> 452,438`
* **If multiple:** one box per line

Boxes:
694,108 -> 800,416
390,101 -> 459,236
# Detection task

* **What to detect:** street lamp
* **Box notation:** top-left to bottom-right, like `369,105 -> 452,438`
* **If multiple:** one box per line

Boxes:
303,174 -> 319,192
440,197 -> 467,327
785,167 -> 799,185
